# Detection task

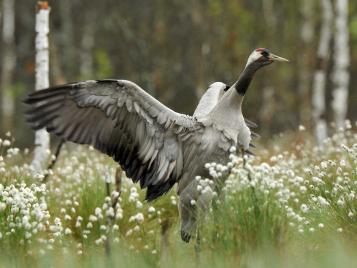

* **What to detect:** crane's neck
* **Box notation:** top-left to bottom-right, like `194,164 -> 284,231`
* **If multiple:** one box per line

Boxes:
205,62 -> 261,141
233,62 -> 260,96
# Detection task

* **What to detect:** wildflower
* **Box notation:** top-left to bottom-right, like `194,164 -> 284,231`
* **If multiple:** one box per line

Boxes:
317,196 -> 329,206
3,140 -> 11,147
148,206 -> 156,213
126,229 -> 133,236
106,207 -> 115,218
112,191 -> 120,199
136,200 -> 143,209
104,171 -> 112,184
95,207 -> 102,216
89,215 -> 98,222
95,238 -> 103,245
337,198 -> 345,207
320,161 -> 328,169
318,223 -> 324,228
299,186 -> 307,193
116,208 -> 123,220
0,202 -> 6,212
169,195 -> 177,204
135,213 -> 144,224
300,204 -> 309,213
337,228 -> 343,233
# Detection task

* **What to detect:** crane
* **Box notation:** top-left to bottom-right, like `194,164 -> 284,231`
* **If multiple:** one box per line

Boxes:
25,48 -> 288,242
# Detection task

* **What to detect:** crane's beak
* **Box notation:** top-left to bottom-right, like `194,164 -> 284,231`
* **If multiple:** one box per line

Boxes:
269,53 -> 289,62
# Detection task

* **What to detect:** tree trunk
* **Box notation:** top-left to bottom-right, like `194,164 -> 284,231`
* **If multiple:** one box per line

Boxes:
80,12 -> 95,79
32,2 -> 50,172
298,0 -> 314,126
0,0 -> 16,132
59,0 -> 75,80
312,0 -> 333,144
332,0 -> 350,130
261,0 -> 277,134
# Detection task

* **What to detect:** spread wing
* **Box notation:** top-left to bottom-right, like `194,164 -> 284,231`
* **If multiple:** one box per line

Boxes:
25,79 -> 199,201
193,82 -> 226,118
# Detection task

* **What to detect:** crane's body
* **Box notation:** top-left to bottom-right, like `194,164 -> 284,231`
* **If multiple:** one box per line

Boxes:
25,48 -> 288,242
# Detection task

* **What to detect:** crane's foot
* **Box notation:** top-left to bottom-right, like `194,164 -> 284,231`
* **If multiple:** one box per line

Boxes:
181,230 -> 191,243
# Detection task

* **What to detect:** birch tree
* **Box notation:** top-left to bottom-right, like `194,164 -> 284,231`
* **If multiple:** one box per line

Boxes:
312,0 -> 333,144
1,0 -> 16,131
332,0 -> 350,130
32,2 -> 50,172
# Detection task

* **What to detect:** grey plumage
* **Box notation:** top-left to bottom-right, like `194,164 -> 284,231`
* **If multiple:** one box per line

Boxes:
24,48 -> 288,242
193,82 -> 227,118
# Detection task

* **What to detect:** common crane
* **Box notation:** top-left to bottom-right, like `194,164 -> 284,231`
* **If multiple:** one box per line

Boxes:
25,48 -> 288,242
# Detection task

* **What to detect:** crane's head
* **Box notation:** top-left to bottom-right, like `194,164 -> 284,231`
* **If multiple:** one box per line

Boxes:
246,48 -> 289,68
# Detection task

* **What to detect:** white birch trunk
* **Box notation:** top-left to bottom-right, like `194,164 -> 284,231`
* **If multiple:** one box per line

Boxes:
332,0 -> 350,130
312,0 -> 333,144
1,0 -> 16,131
32,3 -> 51,172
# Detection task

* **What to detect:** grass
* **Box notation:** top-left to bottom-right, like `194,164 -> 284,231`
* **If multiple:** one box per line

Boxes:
0,122 -> 356,267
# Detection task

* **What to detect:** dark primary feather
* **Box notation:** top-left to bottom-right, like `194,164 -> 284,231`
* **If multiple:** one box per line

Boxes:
24,79 -> 198,201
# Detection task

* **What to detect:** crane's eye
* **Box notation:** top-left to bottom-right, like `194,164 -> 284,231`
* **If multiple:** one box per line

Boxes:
261,50 -> 270,58
224,85 -> 230,91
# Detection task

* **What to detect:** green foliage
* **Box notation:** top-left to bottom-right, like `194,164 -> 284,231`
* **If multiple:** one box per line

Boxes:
94,49 -> 113,78
350,15 -> 357,40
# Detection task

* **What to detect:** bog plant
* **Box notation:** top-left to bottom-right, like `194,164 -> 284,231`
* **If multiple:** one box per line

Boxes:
0,121 -> 356,267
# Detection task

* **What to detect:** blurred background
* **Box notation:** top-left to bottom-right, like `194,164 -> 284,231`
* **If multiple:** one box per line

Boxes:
0,0 -> 356,146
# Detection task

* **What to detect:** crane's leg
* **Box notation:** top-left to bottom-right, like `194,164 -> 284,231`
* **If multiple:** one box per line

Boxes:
179,193 -> 197,243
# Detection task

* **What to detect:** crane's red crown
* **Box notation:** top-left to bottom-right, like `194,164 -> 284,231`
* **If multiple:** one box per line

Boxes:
255,48 -> 267,52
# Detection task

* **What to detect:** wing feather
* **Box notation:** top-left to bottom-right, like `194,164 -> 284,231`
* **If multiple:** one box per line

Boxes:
25,79 -> 198,200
